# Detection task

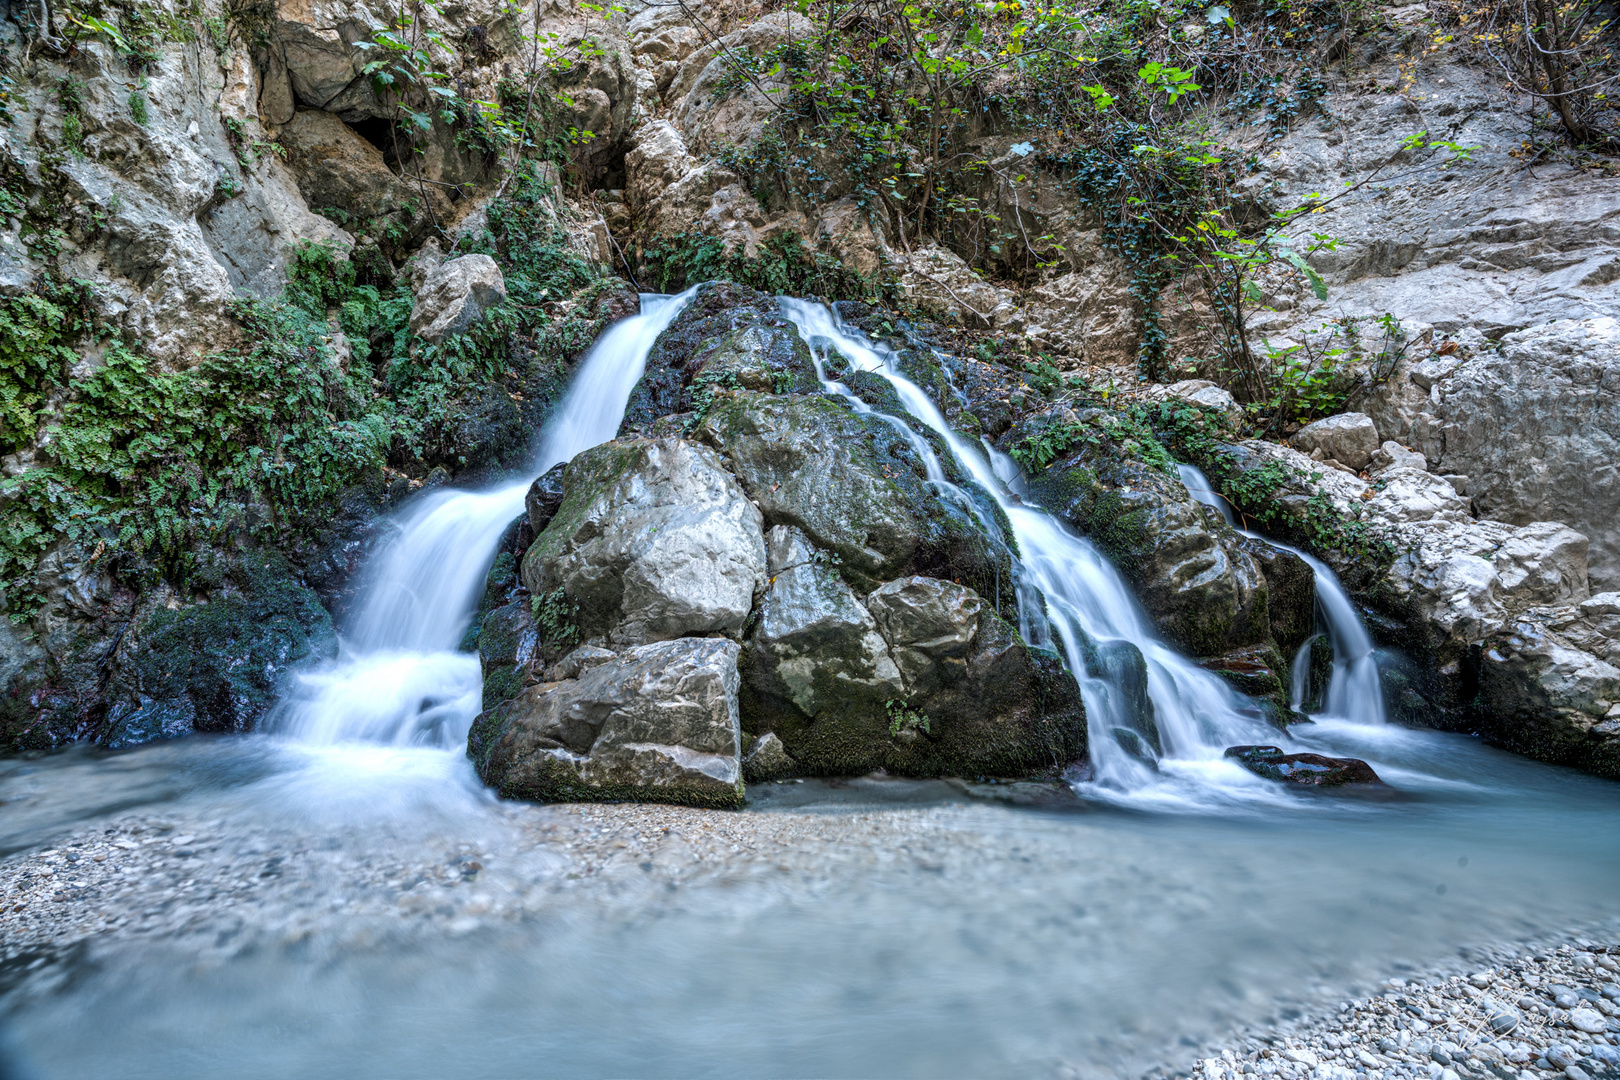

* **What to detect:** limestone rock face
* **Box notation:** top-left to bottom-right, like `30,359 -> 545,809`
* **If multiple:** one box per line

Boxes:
1438,319 -> 1620,590
1478,604 -> 1620,780
409,254 -> 507,343
469,638 -> 745,808
1213,432 -> 1617,777
1290,413 -> 1381,471
520,437 -> 767,648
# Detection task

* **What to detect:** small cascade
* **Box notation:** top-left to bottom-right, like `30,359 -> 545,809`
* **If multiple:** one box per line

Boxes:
1175,463 -> 1386,726
780,300 -> 1280,802
271,289 -> 696,748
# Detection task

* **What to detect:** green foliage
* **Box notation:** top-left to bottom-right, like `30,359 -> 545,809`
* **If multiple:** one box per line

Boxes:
0,285 -> 94,449
1150,398 -> 1393,565
1,165 -> 615,620
58,76 -> 86,158
1009,410 -> 1177,476
641,231 -> 875,301
128,82 -> 150,126
886,698 -> 932,737
684,368 -> 740,433
531,586 -> 580,646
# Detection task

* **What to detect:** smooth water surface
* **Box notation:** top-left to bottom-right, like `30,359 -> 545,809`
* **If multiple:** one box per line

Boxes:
2,731 -> 1619,1079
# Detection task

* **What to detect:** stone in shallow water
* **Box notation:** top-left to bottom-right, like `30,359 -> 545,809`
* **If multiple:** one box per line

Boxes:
1223,745 -> 1383,787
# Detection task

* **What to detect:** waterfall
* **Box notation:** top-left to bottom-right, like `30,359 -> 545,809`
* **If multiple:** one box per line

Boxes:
779,300 -> 1281,801
1174,464 -> 1386,726
270,288 -> 696,748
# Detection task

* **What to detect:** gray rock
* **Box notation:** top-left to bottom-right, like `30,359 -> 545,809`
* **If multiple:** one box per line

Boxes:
1371,440 -> 1429,474
697,392 -> 1008,598
521,437 -> 767,648
748,560 -> 904,718
866,576 -> 984,692
468,638 -> 745,808
1568,1008 -> 1608,1034
410,254 -> 507,344
543,645 -> 617,683
766,525 -> 816,575
1291,413 -> 1381,472
742,731 -> 796,782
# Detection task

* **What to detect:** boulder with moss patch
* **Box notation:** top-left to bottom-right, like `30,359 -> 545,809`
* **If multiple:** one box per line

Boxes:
468,637 -> 745,808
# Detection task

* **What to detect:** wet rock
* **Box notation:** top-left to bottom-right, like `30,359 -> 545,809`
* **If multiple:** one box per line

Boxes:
409,254 -> 506,344
620,282 -> 820,434
744,572 -> 1086,779
476,599 -> 540,708
697,392 -> 1010,602
1025,424 -> 1271,658
469,637 -> 745,809
1224,745 -> 1383,786
1092,638 -> 1161,762
1238,538 -> 1317,659
519,437 -> 767,648
742,731 -> 796,782
745,559 -> 904,720
1200,643 -> 1289,703
525,463 -> 568,536
1291,413 -> 1381,472
865,576 -> 983,693
542,645 -> 617,683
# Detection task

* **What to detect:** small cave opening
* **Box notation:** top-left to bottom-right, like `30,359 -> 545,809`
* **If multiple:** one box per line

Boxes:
348,115 -> 403,171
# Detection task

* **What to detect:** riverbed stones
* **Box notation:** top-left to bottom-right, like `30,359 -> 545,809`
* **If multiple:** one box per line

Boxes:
1224,745 -> 1383,786
1291,413 -> 1381,471
520,437 -> 767,648
468,637 -> 745,808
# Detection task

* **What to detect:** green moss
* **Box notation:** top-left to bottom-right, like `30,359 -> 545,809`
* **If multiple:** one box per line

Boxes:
640,231 -> 876,302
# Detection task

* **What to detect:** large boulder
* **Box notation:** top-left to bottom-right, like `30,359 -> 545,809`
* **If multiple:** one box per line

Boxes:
468,638 -> 745,808
1290,412 -> 1381,471
409,253 -> 507,344
742,570 -> 1087,778
1476,598 -> 1620,779
746,542 -> 905,719
519,437 -> 767,648
620,282 -> 820,435
696,391 -> 1012,601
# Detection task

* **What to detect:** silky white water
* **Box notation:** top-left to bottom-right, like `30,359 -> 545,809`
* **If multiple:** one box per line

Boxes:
269,289 -> 696,749
779,300 -> 1284,806
1175,463 -> 1386,727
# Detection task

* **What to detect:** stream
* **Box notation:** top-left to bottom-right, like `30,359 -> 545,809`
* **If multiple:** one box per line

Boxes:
3,295 -> 1618,1079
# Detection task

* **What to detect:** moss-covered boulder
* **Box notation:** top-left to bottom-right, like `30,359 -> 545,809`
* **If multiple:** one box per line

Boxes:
468,637 -> 745,808
740,566 -> 1086,778
1026,435 -> 1271,660
101,551 -> 336,747
519,436 -> 767,647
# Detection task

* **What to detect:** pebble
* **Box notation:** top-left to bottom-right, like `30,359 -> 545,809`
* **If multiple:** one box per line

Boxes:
1189,942 -> 1620,1080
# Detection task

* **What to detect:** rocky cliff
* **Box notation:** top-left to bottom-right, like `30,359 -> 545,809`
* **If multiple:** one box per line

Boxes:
2,0 -> 1617,784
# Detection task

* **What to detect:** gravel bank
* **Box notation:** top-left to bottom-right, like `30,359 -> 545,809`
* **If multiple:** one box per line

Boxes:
1185,945 -> 1620,1080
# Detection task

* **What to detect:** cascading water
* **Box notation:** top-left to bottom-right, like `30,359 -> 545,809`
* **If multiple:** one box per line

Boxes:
779,300 -> 1282,802
1175,463 -> 1386,726
270,288 -> 696,749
